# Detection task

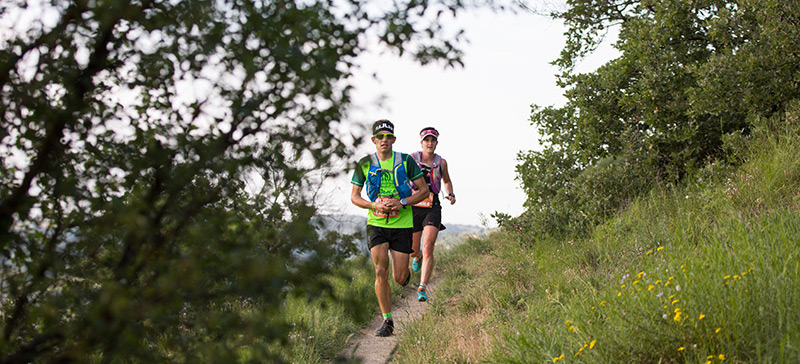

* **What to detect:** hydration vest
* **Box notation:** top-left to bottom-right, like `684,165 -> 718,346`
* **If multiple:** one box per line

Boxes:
411,151 -> 442,194
365,152 -> 414,202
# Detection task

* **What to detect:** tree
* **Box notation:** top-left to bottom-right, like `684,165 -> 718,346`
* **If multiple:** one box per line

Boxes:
513,0 -> 800,238
0,0 -> 496,361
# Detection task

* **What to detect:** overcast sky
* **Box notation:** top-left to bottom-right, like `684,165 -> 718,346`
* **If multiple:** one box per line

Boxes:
317,7 -> 619,227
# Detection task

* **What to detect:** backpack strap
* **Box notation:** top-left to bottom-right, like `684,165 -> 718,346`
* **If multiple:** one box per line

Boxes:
369,153 -> 380,167
412,151 -> 422,164
430,153 -> 442,194
392,152 -> 403,169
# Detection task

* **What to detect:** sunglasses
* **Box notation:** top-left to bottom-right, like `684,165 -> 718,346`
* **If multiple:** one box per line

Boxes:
373,133 -> 395,140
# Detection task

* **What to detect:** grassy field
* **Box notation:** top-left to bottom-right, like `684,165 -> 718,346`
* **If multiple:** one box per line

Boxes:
393,119 -> 800,362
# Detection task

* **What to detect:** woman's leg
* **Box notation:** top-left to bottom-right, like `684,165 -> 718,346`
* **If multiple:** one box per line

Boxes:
419,225 -> 440,286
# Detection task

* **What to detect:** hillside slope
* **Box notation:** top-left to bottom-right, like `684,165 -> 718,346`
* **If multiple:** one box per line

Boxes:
393,115 -> 800,363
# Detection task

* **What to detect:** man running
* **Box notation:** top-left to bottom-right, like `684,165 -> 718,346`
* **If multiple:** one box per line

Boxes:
350,120 -> 429,337
410,127 -> 455,302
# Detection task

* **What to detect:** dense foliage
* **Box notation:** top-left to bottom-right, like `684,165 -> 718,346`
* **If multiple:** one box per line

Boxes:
0,0 -> 495,362
512,0 -> 800,238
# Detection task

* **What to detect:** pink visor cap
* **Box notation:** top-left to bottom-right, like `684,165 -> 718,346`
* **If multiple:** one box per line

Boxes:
420,129 -> 439,140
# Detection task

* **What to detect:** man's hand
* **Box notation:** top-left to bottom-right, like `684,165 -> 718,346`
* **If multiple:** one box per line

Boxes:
382,198 -> 403,212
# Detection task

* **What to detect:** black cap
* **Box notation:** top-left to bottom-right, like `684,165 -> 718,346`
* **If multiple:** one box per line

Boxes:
372,119 -> 394,135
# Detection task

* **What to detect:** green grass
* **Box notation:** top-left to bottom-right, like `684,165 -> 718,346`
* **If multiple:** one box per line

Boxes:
394,116 -> 800,362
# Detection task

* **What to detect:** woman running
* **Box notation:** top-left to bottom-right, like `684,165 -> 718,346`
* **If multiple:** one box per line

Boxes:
410,127 -> 455,302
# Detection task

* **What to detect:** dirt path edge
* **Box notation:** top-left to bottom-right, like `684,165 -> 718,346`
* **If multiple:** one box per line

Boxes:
339,274 -> 441,364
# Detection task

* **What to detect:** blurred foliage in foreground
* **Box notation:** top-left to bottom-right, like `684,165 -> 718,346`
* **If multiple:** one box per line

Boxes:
0,0 -> 501,362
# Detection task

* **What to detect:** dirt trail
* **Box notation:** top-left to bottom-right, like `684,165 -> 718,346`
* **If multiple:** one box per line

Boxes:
340,275 -> 441,364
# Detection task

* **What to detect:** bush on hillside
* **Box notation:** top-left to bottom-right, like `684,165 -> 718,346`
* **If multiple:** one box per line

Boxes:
510,0 -> 800,239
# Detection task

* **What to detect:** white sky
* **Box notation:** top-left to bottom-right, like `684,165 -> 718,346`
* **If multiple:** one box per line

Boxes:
5,2 -> 618,229
317,7 -> 619,227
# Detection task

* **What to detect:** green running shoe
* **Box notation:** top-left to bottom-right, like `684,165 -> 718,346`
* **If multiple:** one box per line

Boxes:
411,257 -> 422,272
417,287 -> 428,302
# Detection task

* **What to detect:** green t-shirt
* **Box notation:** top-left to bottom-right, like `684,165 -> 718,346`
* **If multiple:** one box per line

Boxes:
351,152 -> 423,228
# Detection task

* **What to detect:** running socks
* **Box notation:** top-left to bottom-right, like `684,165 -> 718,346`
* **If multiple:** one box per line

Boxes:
382,312 -> 392,320
418,283 -> 427,290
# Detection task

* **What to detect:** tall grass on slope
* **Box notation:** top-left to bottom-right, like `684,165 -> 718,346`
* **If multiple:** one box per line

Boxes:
493,115 -> 800,362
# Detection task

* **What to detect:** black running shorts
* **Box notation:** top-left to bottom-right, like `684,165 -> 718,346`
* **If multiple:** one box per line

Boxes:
412,206 -> 446,233
367,225 -> 413,253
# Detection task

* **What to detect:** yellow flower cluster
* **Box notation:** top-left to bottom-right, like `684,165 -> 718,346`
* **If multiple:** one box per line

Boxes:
723,267 -> 754,286
704,354 -> 726,363
645,246 -> 665,255
553,339 -> 598,361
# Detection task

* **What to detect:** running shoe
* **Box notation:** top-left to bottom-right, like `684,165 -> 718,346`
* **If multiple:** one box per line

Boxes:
417,287 -> 428,302
411,257 -> 422,272
376,319 -> 394,337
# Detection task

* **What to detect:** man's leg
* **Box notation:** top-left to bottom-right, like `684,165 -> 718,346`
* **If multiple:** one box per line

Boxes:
419,225 -> 440,286
370,243 -> 392,315
390,248 -> 411,285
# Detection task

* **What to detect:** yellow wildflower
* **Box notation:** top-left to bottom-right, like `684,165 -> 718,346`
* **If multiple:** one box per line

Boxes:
657,246 -> 664,251
617,291 -> 622,297
665,281 -> 672,287
655,280 -> 662,285
600,301 -> 606,306
707,355 -> 714,360
591,306 -> 595,310
724,275 -> 731,280
633,280 -> 640,285
719,354 -> 726,360
638,271 -> 645,279
715,328 -> 722,333
674,311 -> 683,322
647,250 -> 653,255
671,299 -> 679,305
699,313 -> 706,320
621,284 -> 626,289
734,275 -> 741,280
648,284 -> 654,291
678,347 -> 685,351
668,276 -> 675,281
589,340 -> 596,349
553,354 -> 564,362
